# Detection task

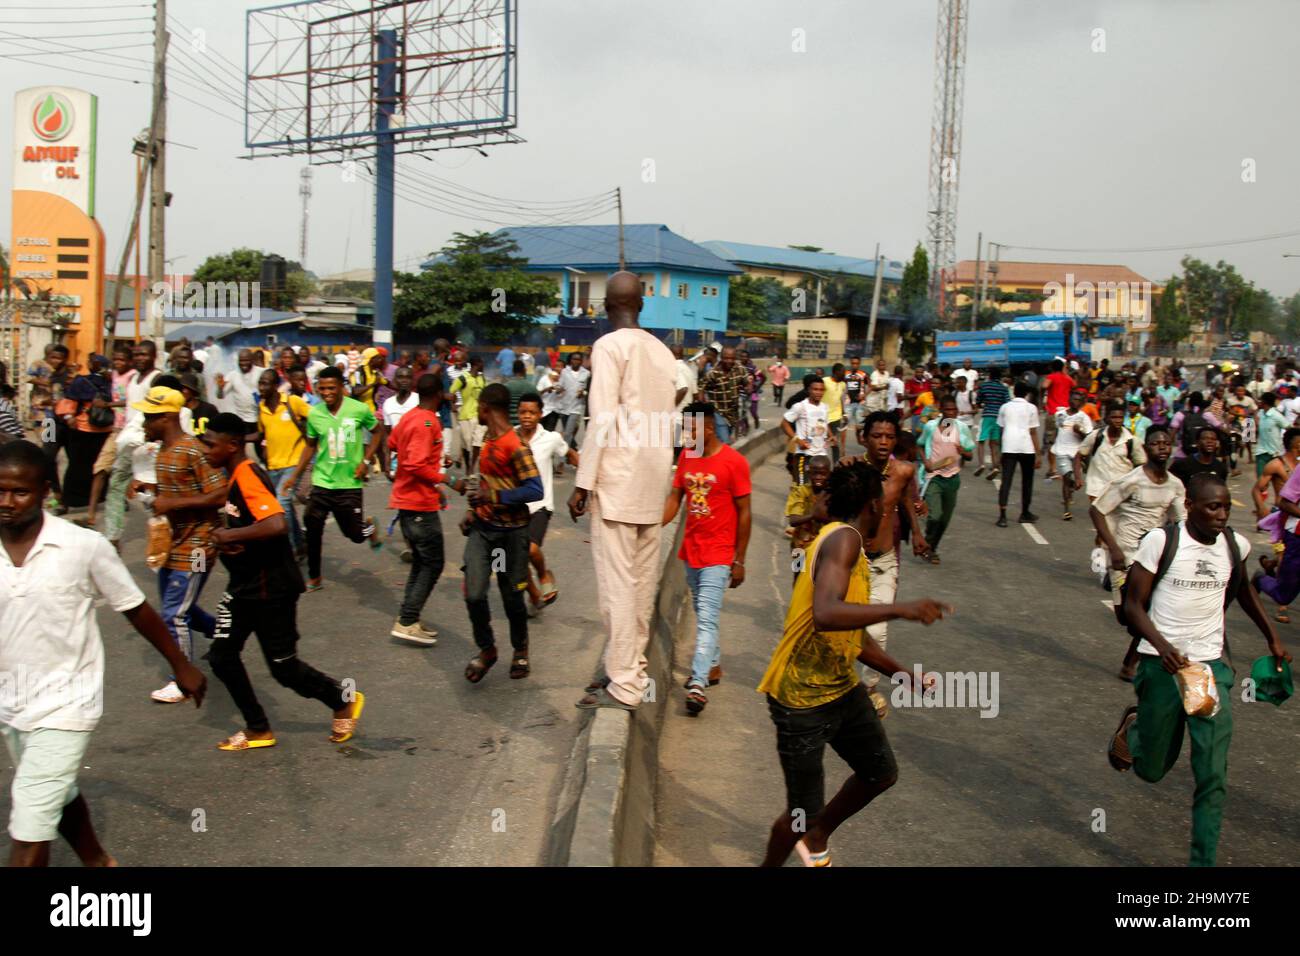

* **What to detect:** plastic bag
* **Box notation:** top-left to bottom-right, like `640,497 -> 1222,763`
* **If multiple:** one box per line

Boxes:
1175,662 -> 1221,718
145,515 -> 172,570
1090,546 -> 1109,582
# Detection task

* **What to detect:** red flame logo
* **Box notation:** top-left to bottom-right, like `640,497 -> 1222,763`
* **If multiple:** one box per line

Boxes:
32,92 -> 73,142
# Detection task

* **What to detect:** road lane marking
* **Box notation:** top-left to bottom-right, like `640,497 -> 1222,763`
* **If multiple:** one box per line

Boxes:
1023,523 -> 1049,545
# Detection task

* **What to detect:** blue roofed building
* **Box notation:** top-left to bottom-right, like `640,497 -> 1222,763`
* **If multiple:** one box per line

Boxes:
422,224 -> 742,334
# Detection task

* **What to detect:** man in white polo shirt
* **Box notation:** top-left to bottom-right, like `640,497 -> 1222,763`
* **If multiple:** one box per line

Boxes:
995,381 -> 1042,527
0,440 -> 206,866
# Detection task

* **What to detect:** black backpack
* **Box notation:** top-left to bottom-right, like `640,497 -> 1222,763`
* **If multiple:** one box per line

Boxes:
1179,410 -> 1209,456
1114,523 -> 1244,639
1085,427 -> 1135,471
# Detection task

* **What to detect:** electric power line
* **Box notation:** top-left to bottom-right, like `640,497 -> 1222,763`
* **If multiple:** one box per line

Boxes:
999,228 -> 1300,256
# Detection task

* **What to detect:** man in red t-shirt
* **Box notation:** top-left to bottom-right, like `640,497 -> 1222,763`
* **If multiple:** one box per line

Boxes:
1042,358 -> 1076,478
387,372 -> 468,646
662,401 -> 752,715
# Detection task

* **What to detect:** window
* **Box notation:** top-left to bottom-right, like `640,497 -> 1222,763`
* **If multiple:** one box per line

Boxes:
641,281 -> 655,297
677,283 -> 689,299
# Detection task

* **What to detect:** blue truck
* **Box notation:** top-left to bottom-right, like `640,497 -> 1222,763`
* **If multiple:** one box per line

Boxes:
934,315 -> 1091,371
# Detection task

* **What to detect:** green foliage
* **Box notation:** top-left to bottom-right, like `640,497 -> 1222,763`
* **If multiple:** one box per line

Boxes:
899,242 -> 930,318
1283,294 -> 1300,341
727,274 -> 789,332
393,231 -> 557,344
787,244 -> 825,253
1178,256 -> 1279,337
1153,276 -> 1190,344
191,247 -> 312,309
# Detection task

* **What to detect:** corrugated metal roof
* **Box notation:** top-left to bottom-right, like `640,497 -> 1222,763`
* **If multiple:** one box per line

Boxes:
952,260 -> 1157,287
421,224 -> 741,275
698,240 -> 904,281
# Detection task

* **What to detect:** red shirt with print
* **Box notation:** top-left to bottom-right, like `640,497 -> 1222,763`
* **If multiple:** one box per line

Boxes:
672,444 -> 752,568
1043,372 -> 1075,412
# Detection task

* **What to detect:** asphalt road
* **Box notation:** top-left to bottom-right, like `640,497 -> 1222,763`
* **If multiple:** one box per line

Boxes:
2,464 -> 611,867
654,429 -> 1300,867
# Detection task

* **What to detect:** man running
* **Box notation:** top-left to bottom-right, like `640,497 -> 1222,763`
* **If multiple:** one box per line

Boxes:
137,385 -> 225,704
1081,402 -> 1146,505
388,373 -> 465,645
858,411 -> 930,713
782,374 -> 830,503
286,366 -> 384,592
918,395 -> 974,563
758,459 -> 947,866
462,383 -> 543,683
0,441 -> 206,866
256,368 -> 311,559
1089,425 -> 1186,682
975,366 -> 1010,479
450,355 -> 487,470
1251,427 -> 1300,520
662,402 -> 751,715
201,414 -> 365,751
1255,391 -> 1286,478
1050,387 -> 1094,521
1172,426 -> 1229,487
516,391 -> 578,614
994,382 -> 1042,527
1108,473 -> 1290,866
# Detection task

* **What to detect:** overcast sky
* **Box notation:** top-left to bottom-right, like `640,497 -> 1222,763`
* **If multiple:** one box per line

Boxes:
4,0 -> 1299,297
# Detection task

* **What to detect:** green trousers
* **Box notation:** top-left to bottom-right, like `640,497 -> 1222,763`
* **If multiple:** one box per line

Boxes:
1128,656 -> 1234,867
1256,453 -> 1274,479
923,473 -> 961,551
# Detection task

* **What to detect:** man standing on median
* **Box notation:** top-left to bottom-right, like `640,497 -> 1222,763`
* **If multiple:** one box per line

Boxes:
570,271 -> 678,712
662,402 -> 751,716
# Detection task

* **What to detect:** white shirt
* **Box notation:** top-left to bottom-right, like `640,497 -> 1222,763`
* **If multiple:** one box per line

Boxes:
1051,409 -> 1094,457
124,368 -> 160,428
0,515 -> 146,731
1281,396 -> 1300,425
1134,523 -> 1249,662
1082,427 -> 1147,499
955,367 -> 979,389
865,370 -> 891,411
305,359 -> 328,384
675,358 -> 699,413
224,367 -> 261,422
535,370 -> 562,417
996,397 -> 1039,454
887,377 -> 905,412
382,392 -> 419,429
523,426 -> 569,513
1093,466 -> 1187,563
556,366 -> 590,416
783,399 -> 830,457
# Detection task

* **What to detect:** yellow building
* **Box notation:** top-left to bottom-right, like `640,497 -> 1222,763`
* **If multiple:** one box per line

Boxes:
949,260 -> 1160,338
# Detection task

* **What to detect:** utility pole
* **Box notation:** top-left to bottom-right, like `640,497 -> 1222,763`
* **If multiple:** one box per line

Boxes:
616,187 -> 625,271
972,231 -> 982,330
146,0 -> 168,353
372,28 -> 397,348
866,243 -> 884,356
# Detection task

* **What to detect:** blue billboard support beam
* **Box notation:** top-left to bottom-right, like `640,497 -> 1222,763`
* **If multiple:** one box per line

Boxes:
373,28 -> 398,348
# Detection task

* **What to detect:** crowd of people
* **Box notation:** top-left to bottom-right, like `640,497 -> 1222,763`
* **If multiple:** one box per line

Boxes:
1,315 -> 1294,869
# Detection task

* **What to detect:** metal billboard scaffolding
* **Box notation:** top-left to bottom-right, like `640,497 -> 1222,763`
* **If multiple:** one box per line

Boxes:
244,0 -> 521,344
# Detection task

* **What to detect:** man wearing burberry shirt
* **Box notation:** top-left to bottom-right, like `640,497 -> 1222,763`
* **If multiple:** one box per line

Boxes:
461,383 -> 543,683
388,373 -> 467,645
137,385 -> 225,705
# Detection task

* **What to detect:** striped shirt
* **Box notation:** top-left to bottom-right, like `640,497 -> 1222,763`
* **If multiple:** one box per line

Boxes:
155,435 -> 223,571
473,428 -> 542,529
977,379 -> 1011,419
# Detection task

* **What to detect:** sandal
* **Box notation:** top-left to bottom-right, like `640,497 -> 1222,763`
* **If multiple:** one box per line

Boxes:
465,650 -> 498,684
329,691 -> 366,744
217,730 -> 277,752
540,579 -> 559,606
509,649 -> 530,680
1062,511 -> 1072,521
586,675 -> 610,694
306,578 -> 324,592
794,838 -> 832,867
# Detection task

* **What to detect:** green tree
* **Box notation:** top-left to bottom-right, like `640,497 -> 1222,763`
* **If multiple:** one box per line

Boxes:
727,273 -> 788,332
393,231 -> 557,343
191,247 -> 314,309
899,242 -> 930,319
1282,293 -> 1300,342
787,244 -> 825,253
1153,276 -> 1190,344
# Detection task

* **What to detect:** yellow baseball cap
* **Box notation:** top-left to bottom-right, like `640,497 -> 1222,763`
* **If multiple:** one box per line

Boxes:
131,385 -> 185,414
361,347 -> 380,361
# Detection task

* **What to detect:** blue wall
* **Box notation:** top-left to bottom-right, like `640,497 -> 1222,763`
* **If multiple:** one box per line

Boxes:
539,268 -> 732,332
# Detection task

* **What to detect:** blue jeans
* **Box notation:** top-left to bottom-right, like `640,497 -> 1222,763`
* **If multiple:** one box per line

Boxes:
268,466 -> 304,549
686,563 -> 731,686
158,567 -> 215,664
714,413 -> 732,444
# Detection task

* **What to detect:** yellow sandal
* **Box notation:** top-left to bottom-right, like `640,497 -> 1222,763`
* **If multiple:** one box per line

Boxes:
330,691 -> 366,743
217,730 -> 277,752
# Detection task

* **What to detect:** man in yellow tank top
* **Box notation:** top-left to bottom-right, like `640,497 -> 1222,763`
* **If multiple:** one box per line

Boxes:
757,460 -> 950,867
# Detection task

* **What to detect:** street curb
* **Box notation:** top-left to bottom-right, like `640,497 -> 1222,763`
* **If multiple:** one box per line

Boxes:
549,423 -> 787,866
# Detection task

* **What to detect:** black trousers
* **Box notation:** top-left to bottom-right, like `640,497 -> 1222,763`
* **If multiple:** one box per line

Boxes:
209,593 -> 346,733
398,510 -> 445,625
998,452 -> 1035,514
304,487 -> 371,579
62,428 -> 108,508
462,522 -> 530,652
773,385 -> 784,404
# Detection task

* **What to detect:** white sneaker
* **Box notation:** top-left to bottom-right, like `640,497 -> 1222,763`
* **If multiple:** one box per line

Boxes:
150,680 -> 188,704
391,620 -> 437,646
417,622 -> 439,641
